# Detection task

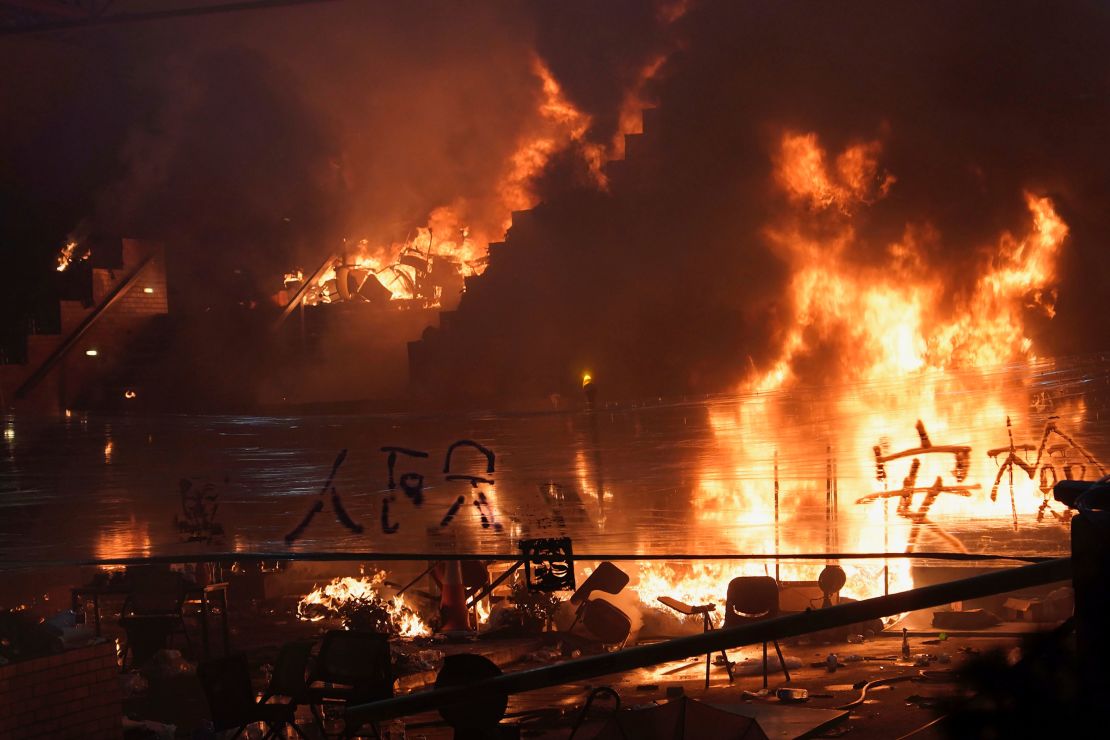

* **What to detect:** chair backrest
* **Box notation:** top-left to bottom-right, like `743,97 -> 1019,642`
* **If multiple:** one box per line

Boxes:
570,562 -> 629,606
123,567 -> 185,616
313,630 -> 393,701
724,576 -> 780,627
268,639 -> 315,698
582,599 -> 632,645
198,653 -> 256,731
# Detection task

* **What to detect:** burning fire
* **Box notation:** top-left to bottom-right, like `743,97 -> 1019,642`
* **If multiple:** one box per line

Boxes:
297,572 -> 431,638
56,240 -> 85,272
637,130 -> 1089,611
286,56 -> 614,309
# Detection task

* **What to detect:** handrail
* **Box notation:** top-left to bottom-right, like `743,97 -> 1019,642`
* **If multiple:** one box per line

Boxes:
0,550 -> 1058,570
344,557 -> 1072,725
270,252 -> 335,332
14,251 -> 157,400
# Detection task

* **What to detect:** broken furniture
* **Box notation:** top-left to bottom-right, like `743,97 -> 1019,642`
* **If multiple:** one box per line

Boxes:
657,596 -> 734,689
71,575 -> 230,658
118,567 -> 190,670
260,640 -> 323,735
724,576 -> 791,687
1001,587 -> 1074,622
307,630 -> 394,738
198,652 -> 305,739
567,562 -> 633,648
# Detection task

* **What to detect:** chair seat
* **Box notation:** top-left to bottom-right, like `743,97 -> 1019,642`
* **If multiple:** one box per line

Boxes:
657,597 -> 715,615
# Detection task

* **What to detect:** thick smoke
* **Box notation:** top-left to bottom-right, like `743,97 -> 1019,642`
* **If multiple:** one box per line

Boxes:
432,0 -> 1110,399
4,1 -> 1109,403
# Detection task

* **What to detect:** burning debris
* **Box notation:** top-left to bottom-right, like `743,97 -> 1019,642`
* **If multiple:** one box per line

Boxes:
54,240 -> 87,272
296,571 -> 431,639
281,227 -> 470,309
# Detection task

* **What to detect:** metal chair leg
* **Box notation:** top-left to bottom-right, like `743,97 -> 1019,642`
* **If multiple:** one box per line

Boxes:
720,650 -> 734,682
772,639 -> 790,682
762,641 -> 769,688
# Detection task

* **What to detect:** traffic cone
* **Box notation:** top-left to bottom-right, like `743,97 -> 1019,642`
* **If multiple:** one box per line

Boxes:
439,560 -> 470,632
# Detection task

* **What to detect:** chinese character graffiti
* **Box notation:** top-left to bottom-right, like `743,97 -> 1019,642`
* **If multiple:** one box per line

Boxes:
857,420 -> 978,552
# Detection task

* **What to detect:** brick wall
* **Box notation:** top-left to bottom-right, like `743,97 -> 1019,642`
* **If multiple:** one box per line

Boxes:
0,641 -> 122,739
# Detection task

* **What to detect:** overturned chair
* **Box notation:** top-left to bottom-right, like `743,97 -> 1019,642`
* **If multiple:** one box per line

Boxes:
567,562 -> 633,648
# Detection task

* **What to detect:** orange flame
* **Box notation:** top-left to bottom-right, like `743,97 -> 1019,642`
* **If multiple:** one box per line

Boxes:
638,130 -> 1083,611
297,572 -> 431,638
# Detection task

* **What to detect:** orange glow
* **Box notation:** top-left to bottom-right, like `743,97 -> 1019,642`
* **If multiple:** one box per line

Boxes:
297,572 -> 431,638
55,240 -> 82,272
95,518 -> 151,570
499,56 -> 608,219
287,57 -> 617,306
636,130 -> 1088,610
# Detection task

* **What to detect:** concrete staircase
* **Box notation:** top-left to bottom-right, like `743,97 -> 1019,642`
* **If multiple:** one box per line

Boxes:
0,239 -> 169,414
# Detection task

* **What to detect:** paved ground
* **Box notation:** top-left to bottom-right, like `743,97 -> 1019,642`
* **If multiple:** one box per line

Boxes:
319,631 -> 1025,739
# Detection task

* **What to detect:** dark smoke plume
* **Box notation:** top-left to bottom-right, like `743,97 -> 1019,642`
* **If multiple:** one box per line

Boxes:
427,0 -> 1110,400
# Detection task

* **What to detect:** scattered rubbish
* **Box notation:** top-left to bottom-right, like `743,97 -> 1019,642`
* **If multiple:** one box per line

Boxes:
523,647 -> 562,664
141,649 -> 193,681
919,669 -> 957,682
957,646 -> 980,655
1001,588 -> 1073,622
921,639 -> 941,645
776,687 -> 809,703
122,717 -> 175,740
742,688 -> 772,700
847,634 -> 864,644
938,632 -> 948,641
728,654 -> 802,676
938,653 -> 952,664
119,671 -> 148,699
814,725 -> 853,738
826,653 -> 839,672
931,608 -> 1000,630
913,654 -> 931,667
901,628 -> 910,659
825,684 -> 856,692
838,675 -> 920,709
905,694 -> 944,709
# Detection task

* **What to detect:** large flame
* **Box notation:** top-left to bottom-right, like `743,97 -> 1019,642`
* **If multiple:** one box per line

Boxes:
287,56 -> 610,307
637,130 -> 1087,613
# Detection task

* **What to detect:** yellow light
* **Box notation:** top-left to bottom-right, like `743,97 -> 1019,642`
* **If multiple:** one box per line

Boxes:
123,390 -> 137,400
3,427 -> 13,442
582,372 -> 593,388
143,287 -> 154,294
85,349 -> 98,357
64,409 -> 72,419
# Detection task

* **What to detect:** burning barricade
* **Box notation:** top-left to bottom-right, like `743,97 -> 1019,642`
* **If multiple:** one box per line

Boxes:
296,571 -> 432,639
